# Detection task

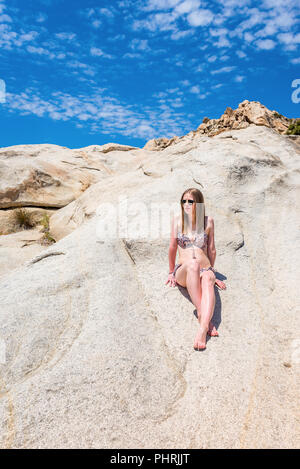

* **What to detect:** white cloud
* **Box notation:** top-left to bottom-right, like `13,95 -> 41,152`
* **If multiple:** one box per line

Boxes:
236,50 -> 247,58
130,38 -> 150,50
90,47 -> 105,56
278,32 -> 300,45
123,52 -> 142,59
55,32 -> 76,41
262,0 -> 297,9
133,12 -> 177,32
255,24 -> 278,38
90,47 -> 114,59
271,11 -> 297,28
170,29 -> 194,40
66,60 -> 97,76
190,85 -> 200,93
0,13 -> 12,23
237,8 -> 267,32
219,0 -> 251,6
187,9 -> 214,27
174,0 -> 201,15
144,0 -> 181,11
255,38 -> 276,50
207,55 -> 217,62
98,8 -> 115,18
36,12 -> 47,23
108,34 -> 126,42
215,36 -> 231,48
166,87 -> 179,93
290,57 -> 300,64
210,66 -> 236,74
14,31 -> 39,46
180,79 -> 191,86
27,45 -> 55,59
92,20 -> 102,29
244,32 -> 255,43
234,75 -> 246,82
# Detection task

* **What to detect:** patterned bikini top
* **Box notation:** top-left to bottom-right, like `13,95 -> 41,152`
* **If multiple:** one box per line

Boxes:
177,231 -> 208,249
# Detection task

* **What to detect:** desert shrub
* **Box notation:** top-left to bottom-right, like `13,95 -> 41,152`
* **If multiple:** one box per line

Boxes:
14,208 -> 35,229
286,120 -> 300,135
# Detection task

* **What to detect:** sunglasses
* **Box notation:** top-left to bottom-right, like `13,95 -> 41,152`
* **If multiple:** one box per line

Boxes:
181,199 -> 195,205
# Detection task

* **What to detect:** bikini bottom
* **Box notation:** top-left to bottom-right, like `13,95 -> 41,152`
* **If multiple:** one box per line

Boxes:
173,263 -> 215,277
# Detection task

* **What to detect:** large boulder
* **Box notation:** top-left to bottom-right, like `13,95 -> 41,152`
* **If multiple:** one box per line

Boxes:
0,143 -> 141,209
0,123 -> 299,448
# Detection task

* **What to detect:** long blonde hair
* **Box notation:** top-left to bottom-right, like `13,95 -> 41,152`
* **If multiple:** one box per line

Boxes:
180,187 -> 206,234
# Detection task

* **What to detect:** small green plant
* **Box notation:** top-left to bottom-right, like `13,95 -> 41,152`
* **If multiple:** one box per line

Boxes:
14,208 -> 35,229
40,231 -> 56,245
39,213 -> 50,232
38,212 -> 56,244
286,120 -> 300,135
273,111 -> 283,119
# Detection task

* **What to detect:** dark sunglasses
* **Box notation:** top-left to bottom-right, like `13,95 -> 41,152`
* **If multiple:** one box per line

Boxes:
181,199 -> 195,205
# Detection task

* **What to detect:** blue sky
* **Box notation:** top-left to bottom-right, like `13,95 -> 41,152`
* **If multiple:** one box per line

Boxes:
0,0 -> 299,149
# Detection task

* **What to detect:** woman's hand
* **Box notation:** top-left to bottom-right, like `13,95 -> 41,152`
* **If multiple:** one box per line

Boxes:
165,273 -> 177,287
215,278 -> 226,290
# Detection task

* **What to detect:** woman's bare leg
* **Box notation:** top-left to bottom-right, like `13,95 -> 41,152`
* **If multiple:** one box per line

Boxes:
184,259 -> 202,319
175,262 -> 217,349
194,271 -> 216,349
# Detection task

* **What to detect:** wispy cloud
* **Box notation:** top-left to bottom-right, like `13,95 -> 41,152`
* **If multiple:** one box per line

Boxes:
210,66 -> 236,75
129,38 -> 150,51
3,87 -> 194,139
35,12 -> 47,23
55,32 -> 76,41
90,47 -> 114,59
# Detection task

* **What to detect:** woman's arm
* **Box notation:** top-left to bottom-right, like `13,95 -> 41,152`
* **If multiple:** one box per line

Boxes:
207,217 -> 226,290
165,216 -> 178,286
168,215 -> 178,273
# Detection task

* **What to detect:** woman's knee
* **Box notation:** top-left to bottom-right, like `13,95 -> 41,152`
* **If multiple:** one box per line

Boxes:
201,270 -> 216,283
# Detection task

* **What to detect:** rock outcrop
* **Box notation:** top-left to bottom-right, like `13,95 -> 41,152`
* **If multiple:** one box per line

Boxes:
196,100 -> 296,136
144,100 -> 299,150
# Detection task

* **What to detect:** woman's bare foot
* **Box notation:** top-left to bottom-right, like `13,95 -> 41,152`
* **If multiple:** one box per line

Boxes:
195,311 -> 218,337
208,322 -> 219,336
215,278 -> 226,290
194,325 -> 208,350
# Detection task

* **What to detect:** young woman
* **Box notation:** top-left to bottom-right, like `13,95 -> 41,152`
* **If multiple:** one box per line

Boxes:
165,187 -> 226,351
